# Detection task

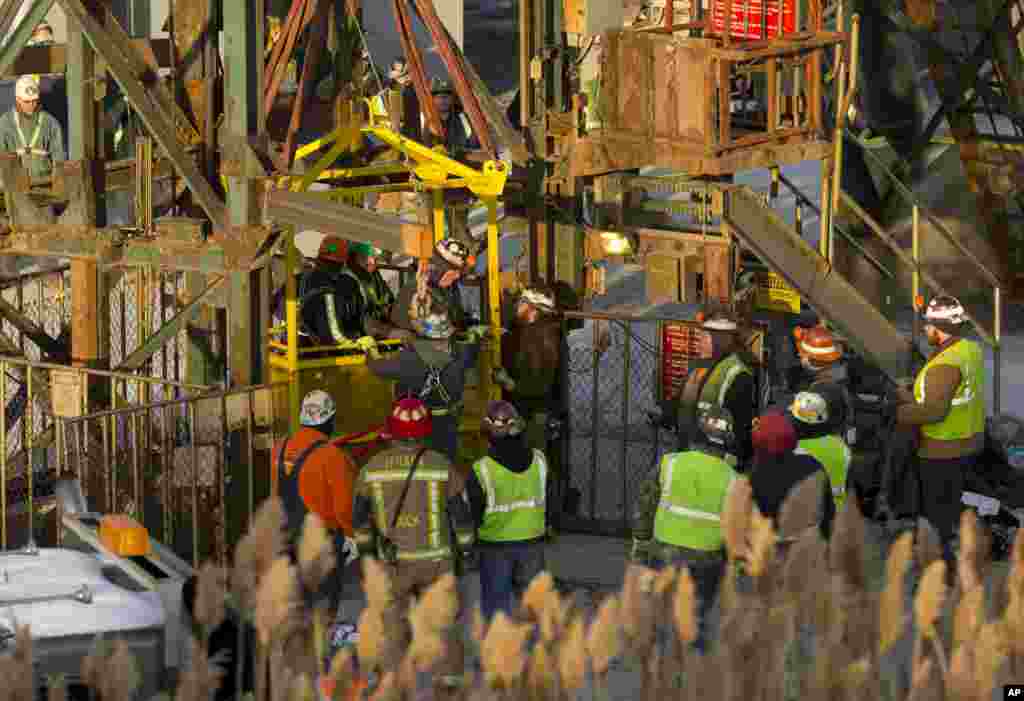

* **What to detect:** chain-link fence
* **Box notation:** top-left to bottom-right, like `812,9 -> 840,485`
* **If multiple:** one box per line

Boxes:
558,312 -> 678,536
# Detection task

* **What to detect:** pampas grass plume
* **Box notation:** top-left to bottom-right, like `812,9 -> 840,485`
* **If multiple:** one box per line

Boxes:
254,556 -> 300,647
954,585 -> 985,650
520,571 -> 556,621
586,596 -> 622,676
558,615 -> 588,691
362,557 -> 396,610
777,473 -> 825,540
914,560 -> 947,639
879,531 -> 913,654
746,507 -> 778,578
195,561 -> 228,633
722,476 -> 753,561
481,612 -> 532,688
297,513 -> 335,594
674,565 -> 697,645
356,607 -> 387,670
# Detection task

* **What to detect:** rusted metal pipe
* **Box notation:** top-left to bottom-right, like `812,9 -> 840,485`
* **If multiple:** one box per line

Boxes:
264,0 -> 317,120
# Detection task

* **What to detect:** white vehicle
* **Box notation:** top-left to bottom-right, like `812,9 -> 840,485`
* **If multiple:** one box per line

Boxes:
0,480 -> 194,700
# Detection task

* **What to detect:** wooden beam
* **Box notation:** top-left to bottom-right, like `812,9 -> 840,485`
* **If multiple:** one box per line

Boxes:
116,274 -> 225,371
70,260 -> 104,367
1,38 -> 174,77
57,0 -> 226,229
228,271 -> 255,387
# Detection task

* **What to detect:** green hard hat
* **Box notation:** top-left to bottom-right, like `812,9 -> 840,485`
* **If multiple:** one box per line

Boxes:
350,241 -> 381,258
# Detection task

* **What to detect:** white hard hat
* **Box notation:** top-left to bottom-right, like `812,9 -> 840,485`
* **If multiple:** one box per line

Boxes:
790,391 -> 829,425
15,75 -> 40,101
300,390 -> 336,427
922,295 -> 966,326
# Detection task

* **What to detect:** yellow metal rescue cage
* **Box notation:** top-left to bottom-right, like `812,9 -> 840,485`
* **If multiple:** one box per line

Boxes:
266,104 -> 508,466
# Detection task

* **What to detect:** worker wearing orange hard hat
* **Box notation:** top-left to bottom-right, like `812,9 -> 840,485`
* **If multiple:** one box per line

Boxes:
791,323 -> 855,443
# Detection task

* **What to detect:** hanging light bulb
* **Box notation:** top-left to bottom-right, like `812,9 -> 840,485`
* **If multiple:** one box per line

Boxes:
601,232 -> 632,255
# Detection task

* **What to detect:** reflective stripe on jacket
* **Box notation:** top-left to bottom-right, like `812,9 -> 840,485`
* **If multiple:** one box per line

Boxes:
473,450 -> 547,542
698,353 -> 753,412
795,435 -> 851,509
914,338 -> 985,441
653,450 -> 736,551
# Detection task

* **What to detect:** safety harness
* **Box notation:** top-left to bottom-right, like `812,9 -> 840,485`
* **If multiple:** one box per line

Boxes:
12,110 -> 48,168
276,436 -> 329,546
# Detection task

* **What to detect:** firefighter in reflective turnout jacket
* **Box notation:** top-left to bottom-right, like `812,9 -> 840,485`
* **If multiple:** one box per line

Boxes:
351,397 -> 474,672
895,295 -> 985,566
272,391 -> 361,605
789,391 -> 852,511
333,241 -> 407,340
678,310 -> 757,467
465,401 -> 550,619
633,406 -> 740,651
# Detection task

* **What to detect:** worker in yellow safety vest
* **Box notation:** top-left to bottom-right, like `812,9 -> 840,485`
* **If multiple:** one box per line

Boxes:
894,294 -> 985,567
465,400 -> 551,620
789,391 -> 852,511
632,405 -> 740,652
677,309 -> 757,467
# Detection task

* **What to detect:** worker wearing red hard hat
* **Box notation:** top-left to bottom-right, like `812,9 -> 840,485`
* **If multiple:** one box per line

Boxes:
350,396 -> 474,671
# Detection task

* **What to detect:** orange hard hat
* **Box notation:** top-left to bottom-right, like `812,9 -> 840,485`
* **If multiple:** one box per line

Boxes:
796,324 -> 842,364
318,236 -> 348,264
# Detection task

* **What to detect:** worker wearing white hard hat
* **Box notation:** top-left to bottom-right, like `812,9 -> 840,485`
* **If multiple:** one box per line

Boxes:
0,74 -> 65,178
271,390 -> 361,608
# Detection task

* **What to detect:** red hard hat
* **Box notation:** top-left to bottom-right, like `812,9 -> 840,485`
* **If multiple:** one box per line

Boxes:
386,397 -> 432,440
317,236 -> 349,265
752,411 -> 797,456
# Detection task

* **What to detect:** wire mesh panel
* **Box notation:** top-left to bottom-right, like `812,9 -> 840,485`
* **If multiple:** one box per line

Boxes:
560,314 -> 676,536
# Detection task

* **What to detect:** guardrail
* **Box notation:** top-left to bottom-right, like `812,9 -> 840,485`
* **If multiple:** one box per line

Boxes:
0,355 -> 211,550
54,383 -> 287,566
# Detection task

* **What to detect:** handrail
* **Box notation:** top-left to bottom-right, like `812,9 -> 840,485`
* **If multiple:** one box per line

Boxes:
839,192 -> 997,348
775,172 -> 894,279
843,127 -> 1003,288
58,383 -> 282,424
0,355 -> 207,391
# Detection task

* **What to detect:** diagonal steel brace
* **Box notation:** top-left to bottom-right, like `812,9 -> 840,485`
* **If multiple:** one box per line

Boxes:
56,0 -> 226,230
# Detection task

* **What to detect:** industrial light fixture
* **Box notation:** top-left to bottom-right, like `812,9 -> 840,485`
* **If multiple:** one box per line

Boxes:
601,231 -> 632,255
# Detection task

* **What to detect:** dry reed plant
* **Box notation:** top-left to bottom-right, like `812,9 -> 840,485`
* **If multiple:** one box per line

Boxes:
297,513 -> 335,596
915,519 -> 944,571
480,612 -> 533,690
879,531 -> 914,655
956,510 -> 987,594
0,625 -> 33,701
254,556 -> 303,647
585,595 -> 622,677
557,615 -> 588,693
776,474 -> 826,541
195,561 -> 229,635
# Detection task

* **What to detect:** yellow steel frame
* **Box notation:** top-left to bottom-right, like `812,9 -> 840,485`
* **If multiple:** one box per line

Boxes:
271,106 -> 509,430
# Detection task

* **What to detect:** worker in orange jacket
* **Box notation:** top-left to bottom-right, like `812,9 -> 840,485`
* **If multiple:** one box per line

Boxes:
272,390 -> 361,609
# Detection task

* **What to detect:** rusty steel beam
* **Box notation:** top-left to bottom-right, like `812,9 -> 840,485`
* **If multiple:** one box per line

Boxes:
284,0 -> 328,165
57,0 -> 227,230
1,38 -> 174,77
394,0 -> 444,141
410,0 -> 496,156
266,189 -> 411,253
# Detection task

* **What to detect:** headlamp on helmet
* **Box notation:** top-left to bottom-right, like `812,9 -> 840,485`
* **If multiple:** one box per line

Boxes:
794,325 -> 842,364
702,313 -> 738,332
412,312 -> 456,340
435,238 -> 474,270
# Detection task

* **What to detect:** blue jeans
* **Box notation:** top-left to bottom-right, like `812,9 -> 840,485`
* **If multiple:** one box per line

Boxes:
477,541 -> 546,620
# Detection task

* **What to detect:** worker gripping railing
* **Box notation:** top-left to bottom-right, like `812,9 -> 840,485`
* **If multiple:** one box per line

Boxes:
0,356 -> 211,552
55,383 -> 288,567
